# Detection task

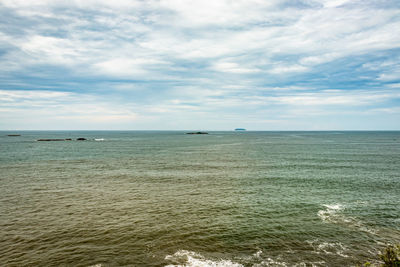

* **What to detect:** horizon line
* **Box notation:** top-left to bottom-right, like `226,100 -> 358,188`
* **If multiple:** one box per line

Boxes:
1,129 -> 400,132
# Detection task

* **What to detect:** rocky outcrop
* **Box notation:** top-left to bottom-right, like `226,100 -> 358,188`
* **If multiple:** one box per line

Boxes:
37,138 -> 87,141
37,139 -> 66,141
186,132 -> 208,134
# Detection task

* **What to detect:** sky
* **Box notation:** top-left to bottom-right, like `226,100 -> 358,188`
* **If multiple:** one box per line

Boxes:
0,0 -> 400,130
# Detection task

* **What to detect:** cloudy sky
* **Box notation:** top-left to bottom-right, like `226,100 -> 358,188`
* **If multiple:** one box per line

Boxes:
0,0 -> 399,130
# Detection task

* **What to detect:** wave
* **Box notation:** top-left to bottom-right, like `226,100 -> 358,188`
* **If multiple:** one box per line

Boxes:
91,248 -> 342,267
165,250 -> 243,267
94,138 -> 105,141
306,240 -> 349,258
164,250 -> 294,267
169,250 -> 333,267
164,250 -> 327,267
253,257 -> 288,267
317,204 -> 376,234
317,204 -> 345,223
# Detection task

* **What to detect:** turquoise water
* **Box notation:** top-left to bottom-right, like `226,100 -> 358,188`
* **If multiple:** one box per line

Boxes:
0,131 -> 399,266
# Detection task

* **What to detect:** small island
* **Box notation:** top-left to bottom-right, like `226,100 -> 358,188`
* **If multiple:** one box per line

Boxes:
186,132 -> 208,134
235,128 -> 246,131
37,139 -> 66,141
37,138 -> 87,141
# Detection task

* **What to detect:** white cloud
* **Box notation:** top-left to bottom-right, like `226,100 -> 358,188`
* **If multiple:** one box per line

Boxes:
20,35 -> 82,65
212,61 -> 261,74
264,90 -> 400,106
268,64 -> 308,74
0,1 -> 400,129
0,90 -> 139,129
93,58 -> 169,77
0,89 -> 70,99
2,0 -> 399,74
367,107 -> 400,114
378,72 -> 400,81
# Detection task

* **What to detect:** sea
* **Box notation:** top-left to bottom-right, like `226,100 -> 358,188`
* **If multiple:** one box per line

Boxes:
0,131 -> 399,267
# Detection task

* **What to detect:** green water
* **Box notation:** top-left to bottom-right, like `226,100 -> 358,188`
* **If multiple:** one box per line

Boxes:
0,131 -> 399,266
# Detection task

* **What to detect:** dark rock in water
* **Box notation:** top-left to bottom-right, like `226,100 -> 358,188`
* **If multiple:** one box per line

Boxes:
186,132 -> 208,134
37,139 -> 65,141
76,138 -> 87,141
65,138 -> 72,141
7,134 -> 21,136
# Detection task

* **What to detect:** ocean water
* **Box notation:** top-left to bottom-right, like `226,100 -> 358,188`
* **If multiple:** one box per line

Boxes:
0,131 -> 399,267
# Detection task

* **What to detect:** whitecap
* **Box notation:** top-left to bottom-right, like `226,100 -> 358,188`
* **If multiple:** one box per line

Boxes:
317,204 -> 377,234
165,250 -> 243,267
254,257 -> 288,267
307,240 -> 349,258
94,138 -> 105,141
253,250 -> 263,258
317,242 -> 349,258
317,204 -> 344,223
323,204 -> 344,210
293,261 -> 326,267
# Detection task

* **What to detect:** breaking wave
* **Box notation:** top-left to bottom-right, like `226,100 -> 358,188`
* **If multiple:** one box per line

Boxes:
317,204 -> 376,234
317,204 -> 345,223
165,250 -> 243,267
164,250 -> 310,267
307,240 -> 349,258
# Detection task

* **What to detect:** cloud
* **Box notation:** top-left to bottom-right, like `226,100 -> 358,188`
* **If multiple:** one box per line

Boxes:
0,0 -> 399,129
212,61 -> 261,74
93,58 -> 169,77
0,90 -> 139,129
268,64 -> 308,74
264,90 -> 400,106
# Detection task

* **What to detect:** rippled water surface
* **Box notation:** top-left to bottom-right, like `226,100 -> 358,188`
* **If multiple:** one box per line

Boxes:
1,131 -> 399,266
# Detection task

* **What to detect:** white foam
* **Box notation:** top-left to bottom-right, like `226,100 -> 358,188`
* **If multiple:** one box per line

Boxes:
317,204 -> 344,223
317,204 -> 377,234
94,138 -> 105,141
253,250 -> 263,258
323,204 -> 344,210
166,249 -> 330,267
293,261 -> 326,267
318,242 -> 349,258
254,257 -> 288,267
307,240 -> 349,258
165,250 -> 243,267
